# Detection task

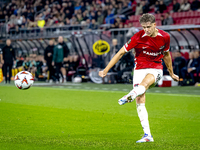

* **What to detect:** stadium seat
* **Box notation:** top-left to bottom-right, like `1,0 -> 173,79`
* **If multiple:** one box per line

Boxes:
167,6 -> 173,12
185,11 -> 193,18
156,20 -> 161,26
171,12 -> 177,19
129,15 -> 134,21
155,14 -> 161,20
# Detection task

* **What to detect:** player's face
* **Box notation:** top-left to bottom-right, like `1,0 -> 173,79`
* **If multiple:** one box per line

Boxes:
141,22 -> 156,37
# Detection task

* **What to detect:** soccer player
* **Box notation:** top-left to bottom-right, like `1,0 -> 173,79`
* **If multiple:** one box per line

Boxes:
99,13 -> 179,143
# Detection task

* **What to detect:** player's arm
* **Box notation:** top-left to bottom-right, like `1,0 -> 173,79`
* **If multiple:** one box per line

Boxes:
99,46 -> 126,77
163,51 -> 179,81
99,47 -> 126,77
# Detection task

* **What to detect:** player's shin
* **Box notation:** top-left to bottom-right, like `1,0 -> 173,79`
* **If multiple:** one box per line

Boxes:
136,103 -> 151,136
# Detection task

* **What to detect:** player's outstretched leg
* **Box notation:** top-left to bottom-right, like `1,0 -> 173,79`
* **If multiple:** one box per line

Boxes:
136,103 -> 153,143
118,85 -> 146,105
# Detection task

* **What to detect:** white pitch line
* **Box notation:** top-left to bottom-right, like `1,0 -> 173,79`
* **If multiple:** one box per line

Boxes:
122,89 -> 129,91
35,87 -> 200,97
155,90 -> 161,92
146,93 -> 200,97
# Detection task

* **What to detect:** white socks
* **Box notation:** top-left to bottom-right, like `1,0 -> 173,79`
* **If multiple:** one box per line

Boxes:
137,103 -> 151,136
129,85 -> 146,99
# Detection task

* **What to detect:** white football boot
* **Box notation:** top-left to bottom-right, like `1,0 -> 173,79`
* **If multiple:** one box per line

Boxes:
118,90 -> 137,105
136,133 -> 154,143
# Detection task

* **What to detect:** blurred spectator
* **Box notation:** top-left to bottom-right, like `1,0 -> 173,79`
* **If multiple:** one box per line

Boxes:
80,1 -> 86,12
173,50 -> 186,78
155,1 -> 160,14
37,14 -> 46,28
89,19 -> 98,30
0,48 -> 3,69
190,0 -> 200,11
14,25 -> 20,36
65,9 -> 72,20
135,2 -> 143,15
2,39 -> 16,84
14,56 -> 24,73
181,51 -> 196,84
44,40 -> 54,82
116,51 -> 134,83
0,11 -> 4,21
126,25 -> 139,38
117,2 -> 123,14
162,60 -> 169,75
160,15 -> 165,25
74,2 -> 81,11
77,13 -> 83,24
178,0 -> 191,12
90,54 -> 104,69
64,18 -> 71,25
163,12 -> 174,25
89,11 -> 97,21
141,0 -> 150,14
159,0 -> 167,13
82,10 -> 89,21
105,10 -> 115,24
97,11 -> 104,25
52,37 -> 64,83
85,2 -> 91,11
29,54 -> 37,76
110,39 -> 120,59
172,0 -> 180,13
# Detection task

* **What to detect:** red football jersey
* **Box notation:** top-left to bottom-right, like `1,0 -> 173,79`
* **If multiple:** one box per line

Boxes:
123,29 -> 170,70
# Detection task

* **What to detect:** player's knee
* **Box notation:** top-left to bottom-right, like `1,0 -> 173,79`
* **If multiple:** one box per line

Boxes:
139,82 -> 148,89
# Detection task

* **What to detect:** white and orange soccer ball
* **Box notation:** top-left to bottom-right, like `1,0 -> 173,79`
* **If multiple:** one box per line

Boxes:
14,71 -> 34,90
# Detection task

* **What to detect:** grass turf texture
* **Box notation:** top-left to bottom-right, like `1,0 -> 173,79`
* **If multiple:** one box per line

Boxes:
0,85 -> 199,150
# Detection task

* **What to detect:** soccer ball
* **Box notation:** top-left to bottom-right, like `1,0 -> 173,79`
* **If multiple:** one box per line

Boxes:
14,71 -> 34,90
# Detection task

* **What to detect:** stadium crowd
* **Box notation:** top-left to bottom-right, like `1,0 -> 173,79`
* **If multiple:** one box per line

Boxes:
0,0 -> 200,34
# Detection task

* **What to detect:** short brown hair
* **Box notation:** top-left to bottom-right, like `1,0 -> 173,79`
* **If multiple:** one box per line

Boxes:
139,13 -> 155,24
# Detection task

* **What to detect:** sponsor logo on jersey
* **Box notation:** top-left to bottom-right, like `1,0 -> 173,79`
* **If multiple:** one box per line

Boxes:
142,46 -> 148,49
143,51 -> 161,56
127,39 -> 131,44
159,45 -> 165,50
93,40 -> 110,55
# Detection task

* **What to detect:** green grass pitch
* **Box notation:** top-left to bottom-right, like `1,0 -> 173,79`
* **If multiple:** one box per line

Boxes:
0,84 -> 200,150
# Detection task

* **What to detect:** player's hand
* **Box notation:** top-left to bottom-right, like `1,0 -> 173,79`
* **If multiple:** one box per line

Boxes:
99,70 -> 107,78
170,73 -> 179,82
187,68 -> 193,73
1,60 -> 4,64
